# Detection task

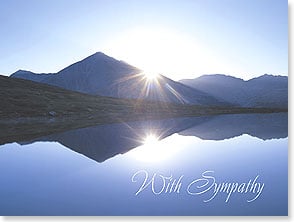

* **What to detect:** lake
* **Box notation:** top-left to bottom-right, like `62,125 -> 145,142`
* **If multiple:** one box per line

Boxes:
0,113 -> 288,216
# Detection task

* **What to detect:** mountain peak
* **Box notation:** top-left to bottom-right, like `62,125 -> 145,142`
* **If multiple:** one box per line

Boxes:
260,73 -> 287,79
81,51 -> 114,62
55,51 -> 138,76
86,51 -> 118,61
13,69 -> 32,74
247,74 -> 288,82
93,51 -> 105,55
199,74 -> 244,81
11,69 -> 35,78
91,51 -> 108,58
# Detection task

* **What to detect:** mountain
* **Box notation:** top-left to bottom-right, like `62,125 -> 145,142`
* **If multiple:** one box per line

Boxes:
11,52 -> 140,94
10,53 -> 288,108
10,70 -> 53,82
11,52 -> 228,106
180,74 -> 288,108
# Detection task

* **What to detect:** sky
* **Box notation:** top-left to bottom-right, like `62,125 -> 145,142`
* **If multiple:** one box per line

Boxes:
0,0 -> 288,80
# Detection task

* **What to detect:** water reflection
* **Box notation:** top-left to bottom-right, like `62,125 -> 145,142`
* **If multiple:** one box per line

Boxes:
0,113 -> 288,215
179,113 -> 288,140
19,113 -> 287,163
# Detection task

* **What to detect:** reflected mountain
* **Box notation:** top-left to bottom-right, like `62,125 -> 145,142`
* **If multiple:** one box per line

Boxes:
22,117 -> 205,162
179,113 -> 288,140
20,113 -> 287,163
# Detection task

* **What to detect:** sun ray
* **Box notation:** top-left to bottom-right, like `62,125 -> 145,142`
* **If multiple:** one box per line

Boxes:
164,83 -> 187,104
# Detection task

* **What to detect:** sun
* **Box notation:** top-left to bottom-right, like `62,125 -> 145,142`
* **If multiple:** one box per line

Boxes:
143,72 -> 159,81
103,27 -> 223,80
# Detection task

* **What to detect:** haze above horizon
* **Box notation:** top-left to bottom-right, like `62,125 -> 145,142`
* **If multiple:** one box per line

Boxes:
0,0 -> 288,80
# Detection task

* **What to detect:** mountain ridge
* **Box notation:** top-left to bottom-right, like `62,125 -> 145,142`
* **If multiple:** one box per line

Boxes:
180,74 -> 287,108
10,52 -> 287,108
11,52 -> 229,106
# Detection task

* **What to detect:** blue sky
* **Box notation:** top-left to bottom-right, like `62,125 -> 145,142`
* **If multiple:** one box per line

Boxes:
0,0 -> 288,80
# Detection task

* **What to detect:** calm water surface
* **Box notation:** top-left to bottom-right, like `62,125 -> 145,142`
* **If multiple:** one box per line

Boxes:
0,113 -> 288,215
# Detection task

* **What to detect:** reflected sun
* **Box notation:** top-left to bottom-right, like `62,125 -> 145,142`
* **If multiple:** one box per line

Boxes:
128,133 -> 162,163
143,134 -> 159,144
127,133 -> 185,163
127,132 -> 186,164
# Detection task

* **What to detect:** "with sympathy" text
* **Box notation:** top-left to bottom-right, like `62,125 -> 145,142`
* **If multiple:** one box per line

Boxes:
131,170 -> 264,203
